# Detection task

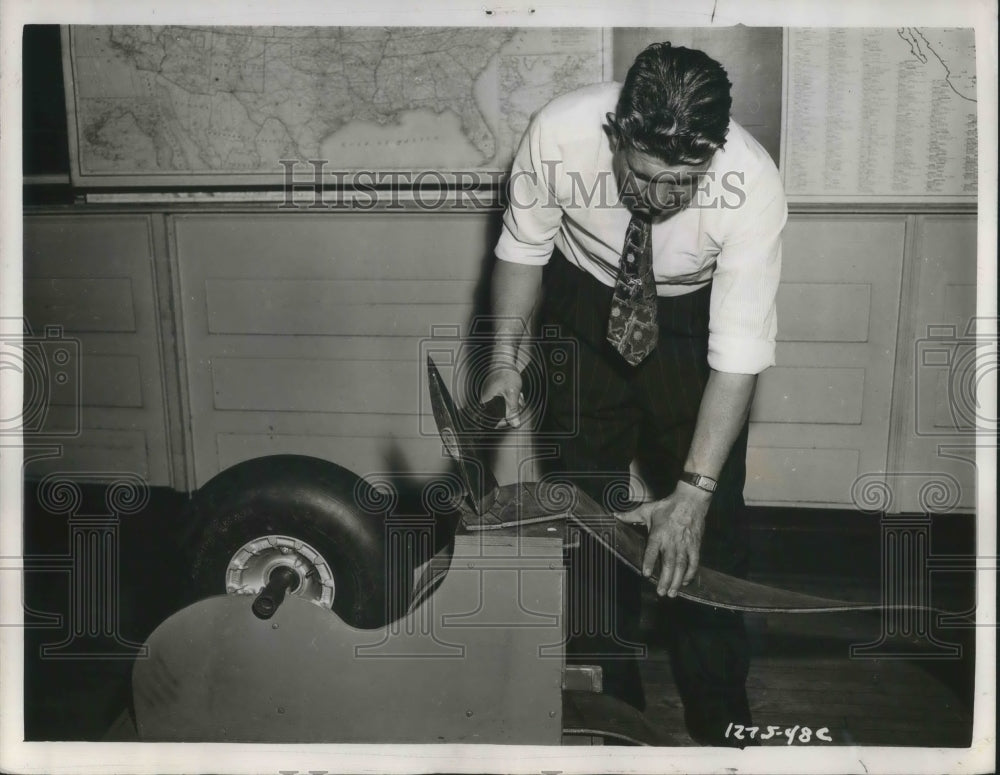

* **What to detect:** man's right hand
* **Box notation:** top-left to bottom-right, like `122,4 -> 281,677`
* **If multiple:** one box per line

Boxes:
480,365 -> 525,428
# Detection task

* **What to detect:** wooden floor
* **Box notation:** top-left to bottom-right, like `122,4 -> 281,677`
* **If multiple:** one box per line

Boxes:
637,598 -> 975,747
21,482 -> 977,747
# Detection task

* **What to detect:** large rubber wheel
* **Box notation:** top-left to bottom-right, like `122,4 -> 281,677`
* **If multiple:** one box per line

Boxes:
188,455 -> 390,629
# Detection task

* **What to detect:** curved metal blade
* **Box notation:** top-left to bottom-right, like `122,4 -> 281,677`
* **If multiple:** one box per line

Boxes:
426,356 -> 499,516
567,488 -> 945,614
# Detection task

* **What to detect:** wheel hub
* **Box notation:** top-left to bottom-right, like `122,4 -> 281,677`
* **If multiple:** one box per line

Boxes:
226,535 -> 335,608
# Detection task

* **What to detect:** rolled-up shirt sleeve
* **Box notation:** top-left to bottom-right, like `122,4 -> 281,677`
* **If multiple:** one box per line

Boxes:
494,113 -> 564,265
707,164 -> 788,374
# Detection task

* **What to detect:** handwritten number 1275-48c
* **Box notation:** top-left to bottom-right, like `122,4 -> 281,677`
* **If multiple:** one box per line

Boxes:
725,724 -> 834,744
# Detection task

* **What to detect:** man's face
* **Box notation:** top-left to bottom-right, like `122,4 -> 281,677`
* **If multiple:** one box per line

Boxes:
611,144 -> 712,223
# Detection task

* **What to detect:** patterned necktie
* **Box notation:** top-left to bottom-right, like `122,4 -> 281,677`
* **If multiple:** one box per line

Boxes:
607,213 -> 658,366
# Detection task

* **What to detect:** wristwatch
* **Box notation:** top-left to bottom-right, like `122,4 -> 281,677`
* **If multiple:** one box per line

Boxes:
679,471 -> 718,493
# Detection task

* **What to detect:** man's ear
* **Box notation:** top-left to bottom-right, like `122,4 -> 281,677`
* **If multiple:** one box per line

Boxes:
603,113 -> 619,149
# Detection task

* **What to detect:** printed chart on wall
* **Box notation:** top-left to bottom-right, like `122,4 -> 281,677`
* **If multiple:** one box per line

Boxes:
782,28 -> 978,203
62,26 -> 611,187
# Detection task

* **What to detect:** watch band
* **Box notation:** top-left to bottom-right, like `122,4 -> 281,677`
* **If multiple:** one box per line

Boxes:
680,471 -> 718,493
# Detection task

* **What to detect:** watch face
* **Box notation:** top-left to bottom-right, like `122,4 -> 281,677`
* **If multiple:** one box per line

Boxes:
683,472 -> 716,491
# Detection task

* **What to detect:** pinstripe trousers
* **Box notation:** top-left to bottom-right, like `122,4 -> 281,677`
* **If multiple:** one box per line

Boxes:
539,253 -> 753,736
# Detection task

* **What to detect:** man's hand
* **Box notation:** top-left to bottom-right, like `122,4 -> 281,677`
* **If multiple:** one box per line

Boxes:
615,481 -> 713,597
480,365 -> 526,428
485,260 -> 543,428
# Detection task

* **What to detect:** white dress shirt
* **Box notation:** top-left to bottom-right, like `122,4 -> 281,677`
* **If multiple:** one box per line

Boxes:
495,82 -> 788,375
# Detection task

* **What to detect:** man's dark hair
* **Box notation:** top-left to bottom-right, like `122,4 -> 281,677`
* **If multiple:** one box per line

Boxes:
608,42 -> 732,165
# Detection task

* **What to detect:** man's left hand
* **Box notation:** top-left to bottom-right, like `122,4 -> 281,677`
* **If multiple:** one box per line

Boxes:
614,481 -> 713,597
